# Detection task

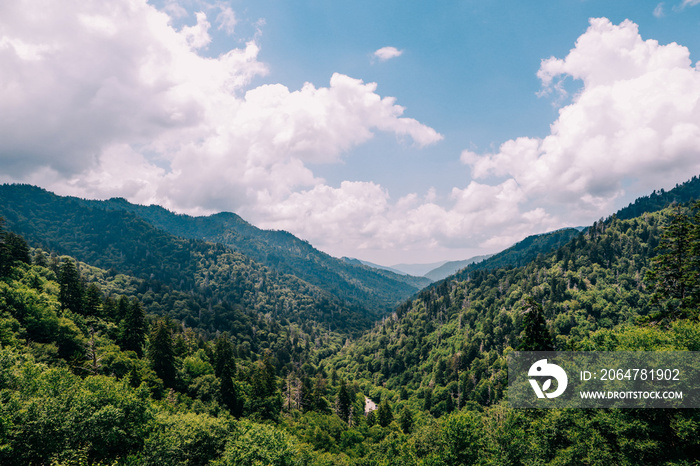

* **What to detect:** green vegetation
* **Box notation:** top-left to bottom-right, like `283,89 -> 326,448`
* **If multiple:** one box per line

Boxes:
2,178 -> 700,464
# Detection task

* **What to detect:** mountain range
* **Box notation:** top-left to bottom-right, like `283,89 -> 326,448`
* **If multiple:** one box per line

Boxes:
2,175 -> 700,463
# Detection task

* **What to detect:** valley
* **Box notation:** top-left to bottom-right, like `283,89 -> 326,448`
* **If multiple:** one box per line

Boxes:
1,176 -> 700,464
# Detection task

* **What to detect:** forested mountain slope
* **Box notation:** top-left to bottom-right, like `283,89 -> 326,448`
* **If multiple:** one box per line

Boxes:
3,179 -> 700,464
0,184 -> 376,340
81,190 -> 430,312
331,175 -> 700,416
422,254 -> 492,281
0,184 -> 430,316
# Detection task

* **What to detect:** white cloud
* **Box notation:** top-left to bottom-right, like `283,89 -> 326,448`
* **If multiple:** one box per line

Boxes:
373,46 -> 403,62
215,4 -> 237,34
0,0 -> 442,240
654,3 -> 665,17
6,5 -> 699,265
681,0 -> 700,7
464,17 -> 700,227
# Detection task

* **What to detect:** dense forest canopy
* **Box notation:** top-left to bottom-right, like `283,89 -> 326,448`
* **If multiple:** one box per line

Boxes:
1,176 -> 700,464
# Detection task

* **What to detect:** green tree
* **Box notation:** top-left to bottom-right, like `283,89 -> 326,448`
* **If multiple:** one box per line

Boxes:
376,399 -> 393,428
336,379 -> 352,424
83,283 -> 102,317
148,319 -> 176,388
249,353 -> 282,421
120,298 -> 146,357
4,232 -> 30,266
645,205 -> 698,321
399,407 -> 414,434
58,258 -> 84,314
518,296 -> 553,351
214,335 -> 242,417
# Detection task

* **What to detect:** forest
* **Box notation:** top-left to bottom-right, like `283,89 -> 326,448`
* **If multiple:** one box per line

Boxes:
1,176 -> 700,464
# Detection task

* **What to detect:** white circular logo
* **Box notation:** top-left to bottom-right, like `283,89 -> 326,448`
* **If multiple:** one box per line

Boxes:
528,358 -> 568,399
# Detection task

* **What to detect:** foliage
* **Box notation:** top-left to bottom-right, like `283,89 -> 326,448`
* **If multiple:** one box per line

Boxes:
1,178 -> 700,464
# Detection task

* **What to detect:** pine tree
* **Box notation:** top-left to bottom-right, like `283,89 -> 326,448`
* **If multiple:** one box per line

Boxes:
4,232 -> 30,266
250,352 -> 282,420
399,407 -> 414,434
377,399 -> 393,427
147,319 -> 176,388
58,258 -> 84,314
120,298 -> 146,357
336,379 -> 352,423
214,335 -> 242,417
83,283 -> 103,317
518,296 -> 553,351
645,206 -> 697,321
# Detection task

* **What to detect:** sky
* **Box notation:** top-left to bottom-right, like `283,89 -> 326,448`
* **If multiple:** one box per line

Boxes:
3,1 -> 700,266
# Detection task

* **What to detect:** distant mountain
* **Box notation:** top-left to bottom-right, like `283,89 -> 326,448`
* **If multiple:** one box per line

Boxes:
447,228 -> 582,282
341,257 -> 408,276
423,254 -> 493,281
390,261 -> 448,277
0,184 -> 430,317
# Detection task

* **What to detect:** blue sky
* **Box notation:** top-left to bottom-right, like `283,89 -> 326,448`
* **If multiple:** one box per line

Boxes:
2,0 -> 700,265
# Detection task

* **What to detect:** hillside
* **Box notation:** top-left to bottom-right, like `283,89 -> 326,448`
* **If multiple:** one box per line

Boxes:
423,254 -> 492,281
0,184 -> 377,342
75,192 -> 432,313
329,176 -> 700,410
3,181 -> 700,464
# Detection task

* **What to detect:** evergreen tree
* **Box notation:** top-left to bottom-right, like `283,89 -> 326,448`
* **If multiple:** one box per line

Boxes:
366,410 -> 377,427
336,379 -> 352,423
148,319 -> 176,388
518,296 -> 553,351
214,335 -> 242,417
250,352 -> 282,420
32,248 -> 48,267
119,298 -> 146,357
377,399 -> 393,427
214,334 -> 236,379
58,258 -> 84,314
83,283 -> 103,317
399,407 -> 414,434
645,206 -> 698,321
5,232 -> 30,265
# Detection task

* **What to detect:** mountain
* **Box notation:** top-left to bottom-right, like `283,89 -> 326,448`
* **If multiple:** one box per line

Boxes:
422,254 -> 493,281
341,257 -> 408,276
390,261 -> 448,277
0,184 -> 378,341
79,193 -> 431,312
4,177 -> 700,464
449,227 -> 582,281
331,175 -> 700,411
0,184 -> 430,317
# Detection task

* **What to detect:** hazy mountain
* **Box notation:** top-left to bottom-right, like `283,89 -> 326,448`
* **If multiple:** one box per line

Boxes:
422,254 -> 493,281
341,257 -> 408,276
390,261 -> 448,277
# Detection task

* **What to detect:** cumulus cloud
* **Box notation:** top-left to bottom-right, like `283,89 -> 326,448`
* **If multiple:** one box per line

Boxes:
263,17 -> 700,260
6,5 -> 699,264
463,17 -> 700,228
373,46 -> 403,62
0,0 -> 442,232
